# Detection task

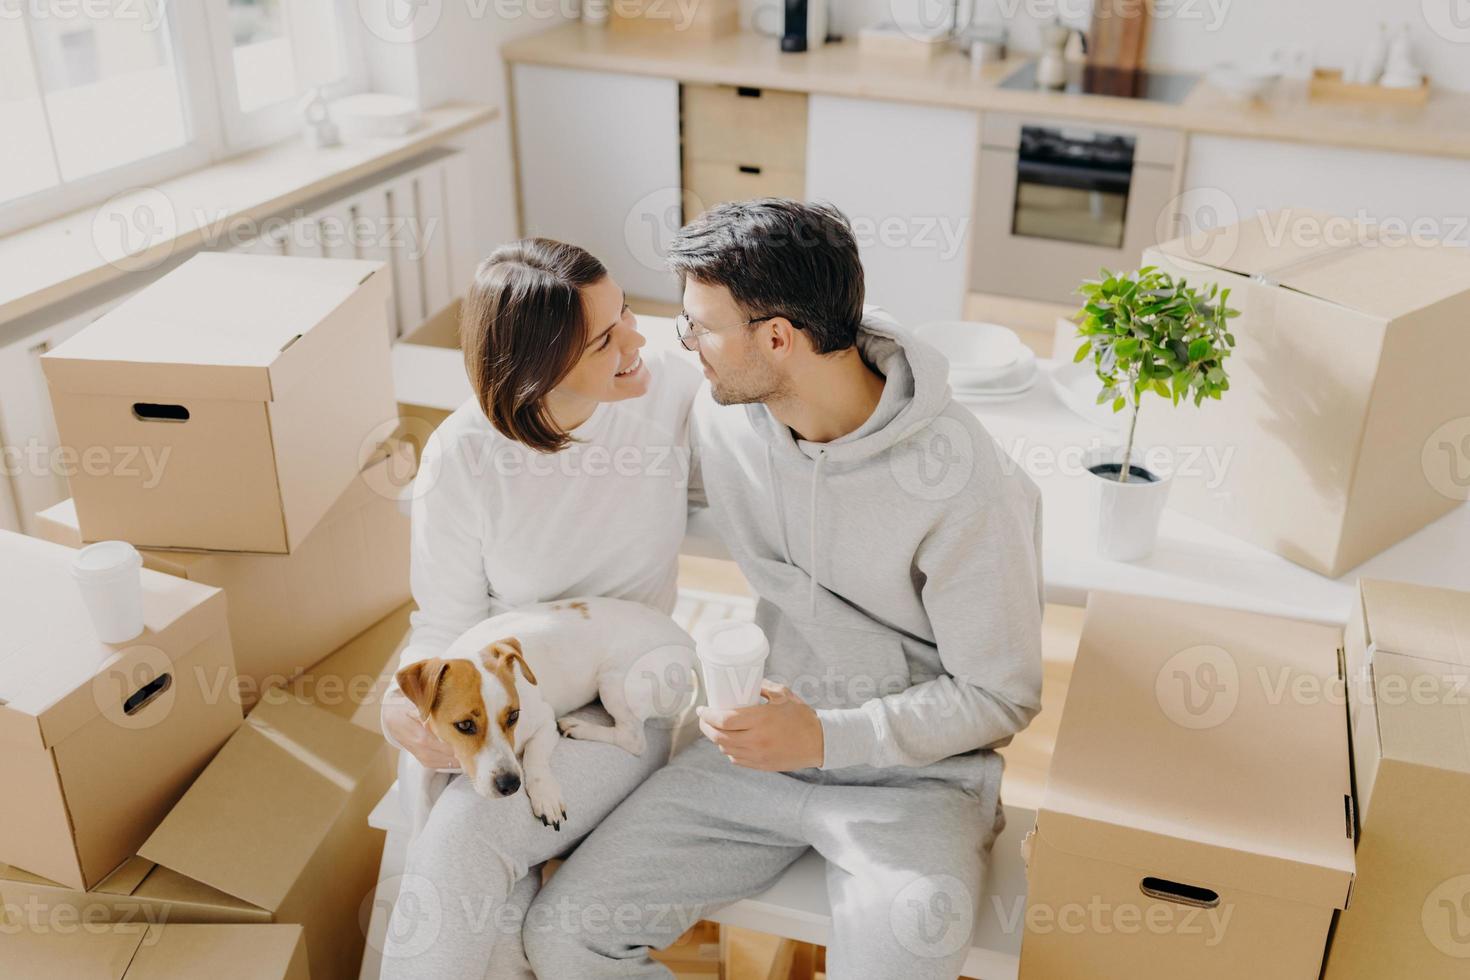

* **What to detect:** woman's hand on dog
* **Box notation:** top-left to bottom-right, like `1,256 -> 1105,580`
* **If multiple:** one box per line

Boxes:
697,680 -> 824,772
383,694 -> 461,770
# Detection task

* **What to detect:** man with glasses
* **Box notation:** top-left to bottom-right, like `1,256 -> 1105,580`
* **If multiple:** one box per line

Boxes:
526,199 -> 1044,980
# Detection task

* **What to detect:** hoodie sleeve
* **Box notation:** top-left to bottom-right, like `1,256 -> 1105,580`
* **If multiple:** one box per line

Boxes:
395,428 -> 493,674
816,492 -> 1044,771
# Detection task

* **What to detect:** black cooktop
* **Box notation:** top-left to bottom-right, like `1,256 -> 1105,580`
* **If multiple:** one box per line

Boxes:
1000,61 -> 1199,104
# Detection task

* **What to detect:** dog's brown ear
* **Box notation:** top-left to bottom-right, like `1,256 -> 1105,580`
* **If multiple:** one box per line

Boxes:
396,659 -> 450,718
482,637 -> 537,686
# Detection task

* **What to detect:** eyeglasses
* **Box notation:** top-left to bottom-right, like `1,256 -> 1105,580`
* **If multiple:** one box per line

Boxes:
675,312 -> 782,352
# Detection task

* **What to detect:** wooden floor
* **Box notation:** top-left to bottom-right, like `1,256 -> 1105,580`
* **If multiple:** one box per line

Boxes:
672,557 -> 1083,977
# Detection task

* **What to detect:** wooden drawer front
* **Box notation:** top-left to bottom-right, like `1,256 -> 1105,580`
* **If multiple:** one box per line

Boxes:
683,84 -> 808,173
685,161 -> 805,215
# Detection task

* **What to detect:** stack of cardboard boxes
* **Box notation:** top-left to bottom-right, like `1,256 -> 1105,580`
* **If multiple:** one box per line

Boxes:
0,253 -> 422,980
1022,581 -> 1470,978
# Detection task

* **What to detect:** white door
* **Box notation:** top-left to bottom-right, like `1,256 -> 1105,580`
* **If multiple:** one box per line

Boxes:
805,95 -> 980,328
513,65 -> 682,303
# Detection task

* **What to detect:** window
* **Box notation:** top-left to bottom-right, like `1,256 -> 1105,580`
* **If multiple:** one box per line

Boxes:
0,0 -> 365,234
1,1 -> 190,208
206,0 -> 358,148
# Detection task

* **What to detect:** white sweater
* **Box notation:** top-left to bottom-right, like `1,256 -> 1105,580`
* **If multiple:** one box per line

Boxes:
396,350 -> 702,674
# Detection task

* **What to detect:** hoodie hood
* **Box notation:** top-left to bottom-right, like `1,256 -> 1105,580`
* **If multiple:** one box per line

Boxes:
744,306 -> 953,464
745,307 -> 954,614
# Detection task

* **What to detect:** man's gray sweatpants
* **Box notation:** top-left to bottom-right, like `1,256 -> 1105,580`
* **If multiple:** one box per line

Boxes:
379,704 -> 674,980
523,736 -> 1004,980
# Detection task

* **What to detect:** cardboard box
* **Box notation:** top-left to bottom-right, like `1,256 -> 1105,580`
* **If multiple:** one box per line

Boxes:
1019,591 -> 1355,979
273,601 -> 413,733
0,922 -> 308,980
392,298 -> 471,462
1325,580 -> 1470,978
1143,208 -> 1470,577
133,692 -> 395,980
41,252 -> 398,554
0,605 -> 410,934
33,443 -> 414,710
609,0 -> 738,39
0,530 -> 241,891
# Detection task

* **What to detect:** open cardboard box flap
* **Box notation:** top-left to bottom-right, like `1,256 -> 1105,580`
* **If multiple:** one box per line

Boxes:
0,922 -> 307,980
138,693 -> 385,912
1041,591 -> 1356,909
41,253 -> 388,403
0,531 -> 227,752
1152,206 -> 1470,320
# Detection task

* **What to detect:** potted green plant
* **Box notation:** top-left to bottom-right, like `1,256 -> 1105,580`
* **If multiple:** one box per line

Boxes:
1074,265 -> 1239,560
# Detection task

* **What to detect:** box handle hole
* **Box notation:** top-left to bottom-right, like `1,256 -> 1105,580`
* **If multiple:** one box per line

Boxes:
132,403 -> 189,423
736,86 -> 762,98
1140,876 -> 1219,909
123,673 -> 172,715
739,165 -> 762,175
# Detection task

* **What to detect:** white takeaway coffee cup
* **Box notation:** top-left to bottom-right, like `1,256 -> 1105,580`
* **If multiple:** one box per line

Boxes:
70,541 -> 145,645
696,620 -> 769,711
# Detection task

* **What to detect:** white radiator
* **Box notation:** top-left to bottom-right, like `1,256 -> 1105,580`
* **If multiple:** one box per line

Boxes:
0,149 -> 476,533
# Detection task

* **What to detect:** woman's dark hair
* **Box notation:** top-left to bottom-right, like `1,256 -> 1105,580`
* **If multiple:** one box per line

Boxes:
460,238 -> 607,453
667,199 -> 865,354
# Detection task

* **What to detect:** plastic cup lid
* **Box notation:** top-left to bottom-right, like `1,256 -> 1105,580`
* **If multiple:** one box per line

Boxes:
698,620 -> 769,665
71,540 -> 142,578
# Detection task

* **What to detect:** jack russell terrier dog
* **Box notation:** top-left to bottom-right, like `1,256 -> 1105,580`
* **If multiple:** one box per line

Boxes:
395,597 -> 697,834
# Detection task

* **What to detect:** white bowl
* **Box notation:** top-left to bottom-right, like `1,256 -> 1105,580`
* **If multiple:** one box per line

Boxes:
1207,62 -> 1281,101
918,321 -> 1023,382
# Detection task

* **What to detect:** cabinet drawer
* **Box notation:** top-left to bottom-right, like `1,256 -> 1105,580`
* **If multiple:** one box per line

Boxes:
685,161 -> 805,216
683,84 -> 808,173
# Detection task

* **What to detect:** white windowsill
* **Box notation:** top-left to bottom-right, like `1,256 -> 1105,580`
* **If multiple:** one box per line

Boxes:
0,101 -> 498,328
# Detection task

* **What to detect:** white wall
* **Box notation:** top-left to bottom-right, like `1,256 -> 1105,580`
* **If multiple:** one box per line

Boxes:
789,0 -> 1470,92
361,2 -> 584,270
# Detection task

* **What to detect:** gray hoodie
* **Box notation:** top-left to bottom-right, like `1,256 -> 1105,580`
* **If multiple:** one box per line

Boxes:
690,309 -> 1044,792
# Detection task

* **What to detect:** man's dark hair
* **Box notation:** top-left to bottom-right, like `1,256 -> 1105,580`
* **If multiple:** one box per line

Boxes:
668,199 -> 865,354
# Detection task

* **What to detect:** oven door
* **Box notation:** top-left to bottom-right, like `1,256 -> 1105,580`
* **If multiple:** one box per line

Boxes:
972,113 -> 1182,306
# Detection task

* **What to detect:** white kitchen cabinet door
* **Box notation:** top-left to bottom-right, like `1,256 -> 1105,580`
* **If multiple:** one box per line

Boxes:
0,300 -> 123,533
805,94 -> 980,328
1179,135 -> 1470,246
513,65 -> 682,303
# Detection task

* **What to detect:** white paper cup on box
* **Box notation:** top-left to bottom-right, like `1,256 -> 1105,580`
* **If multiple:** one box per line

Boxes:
697,620 -> 769,710
71,541 -> 145,644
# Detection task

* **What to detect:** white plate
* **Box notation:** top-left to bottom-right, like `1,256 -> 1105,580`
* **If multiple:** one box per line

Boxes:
952,347 -> 1037,395
954,373 -> 1039,404
1049,360 -> 1125,430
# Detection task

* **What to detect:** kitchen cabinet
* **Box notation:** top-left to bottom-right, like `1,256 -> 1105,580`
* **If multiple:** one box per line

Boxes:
805,94 -> 980,328
682,84 -> 807,218
1179,135 -> 1470,245
512,65 -> 682,302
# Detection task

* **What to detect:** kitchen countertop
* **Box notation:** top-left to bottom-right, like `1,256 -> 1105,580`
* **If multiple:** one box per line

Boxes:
503,23 -> 1470,159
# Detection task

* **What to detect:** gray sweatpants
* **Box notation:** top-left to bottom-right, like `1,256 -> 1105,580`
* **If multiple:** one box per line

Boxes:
380,704 -> 674,980
523,736 -> 1004,980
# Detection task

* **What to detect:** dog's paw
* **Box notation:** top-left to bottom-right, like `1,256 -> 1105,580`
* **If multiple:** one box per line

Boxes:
557,716 -> 590,740
526,774 -> 568,831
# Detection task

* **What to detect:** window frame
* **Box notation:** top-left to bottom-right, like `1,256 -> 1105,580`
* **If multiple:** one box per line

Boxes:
0,0 -> 368,238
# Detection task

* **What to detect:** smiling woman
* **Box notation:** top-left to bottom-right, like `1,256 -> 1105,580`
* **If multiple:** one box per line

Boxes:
461,237 -> 650,453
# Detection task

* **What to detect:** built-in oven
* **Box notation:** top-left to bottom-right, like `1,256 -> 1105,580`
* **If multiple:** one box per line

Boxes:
972,113 -> 1182,306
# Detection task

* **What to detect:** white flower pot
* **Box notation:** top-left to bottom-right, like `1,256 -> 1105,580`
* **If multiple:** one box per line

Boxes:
1089,460 -> 1172,561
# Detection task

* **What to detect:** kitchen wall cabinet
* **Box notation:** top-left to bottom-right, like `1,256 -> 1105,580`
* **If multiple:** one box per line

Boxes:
1179,135 -> 1470,247
512,65 -> 683,302
805,94 -> 980,328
